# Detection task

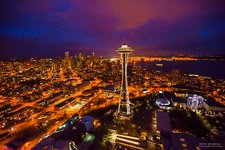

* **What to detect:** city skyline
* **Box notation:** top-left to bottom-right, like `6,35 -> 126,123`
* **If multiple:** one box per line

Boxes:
1,0 -> 225,59
0,45 -> 225,149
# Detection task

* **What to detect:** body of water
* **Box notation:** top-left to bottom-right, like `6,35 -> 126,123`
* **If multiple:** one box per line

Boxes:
137,60 -> 225,80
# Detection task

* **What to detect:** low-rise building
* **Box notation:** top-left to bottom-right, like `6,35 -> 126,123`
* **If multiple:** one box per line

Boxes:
103,85 -> 117,98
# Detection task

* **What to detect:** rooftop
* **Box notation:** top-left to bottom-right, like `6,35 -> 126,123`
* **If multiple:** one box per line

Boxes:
103,85 -> 115,91
156,111 -> 172,133
171,133 -> 203,150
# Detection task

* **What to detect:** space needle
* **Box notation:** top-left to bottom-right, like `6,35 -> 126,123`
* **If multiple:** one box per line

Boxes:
117,44 -> 133,118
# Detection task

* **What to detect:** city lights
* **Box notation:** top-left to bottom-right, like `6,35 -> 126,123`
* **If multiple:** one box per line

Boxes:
1,1 -> 225,149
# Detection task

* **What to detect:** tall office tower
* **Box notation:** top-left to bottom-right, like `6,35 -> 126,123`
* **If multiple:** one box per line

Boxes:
65,51 -> 71,68
65,51 -> 69,59
117,44 -> 133,117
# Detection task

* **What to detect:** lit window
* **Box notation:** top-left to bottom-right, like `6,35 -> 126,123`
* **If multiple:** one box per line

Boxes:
182,143 -> 187,148
180,138 -> 185,142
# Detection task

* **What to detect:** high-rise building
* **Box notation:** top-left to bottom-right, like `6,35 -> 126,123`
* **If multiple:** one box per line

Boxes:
65,51 -> 69,59
117,44 -> 133,117
65,51 -> 71,68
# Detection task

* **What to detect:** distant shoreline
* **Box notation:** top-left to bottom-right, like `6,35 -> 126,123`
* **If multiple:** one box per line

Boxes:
1,55 -> 225,61
134,60 -> 225,80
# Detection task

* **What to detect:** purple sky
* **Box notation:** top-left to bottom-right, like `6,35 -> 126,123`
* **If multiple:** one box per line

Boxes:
1,0 -> 225,59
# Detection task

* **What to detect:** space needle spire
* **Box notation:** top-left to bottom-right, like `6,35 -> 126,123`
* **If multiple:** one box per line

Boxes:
117,44 -> 133,117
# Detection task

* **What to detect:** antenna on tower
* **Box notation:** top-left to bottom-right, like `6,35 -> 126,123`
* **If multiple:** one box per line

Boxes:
122,36 -> 128,45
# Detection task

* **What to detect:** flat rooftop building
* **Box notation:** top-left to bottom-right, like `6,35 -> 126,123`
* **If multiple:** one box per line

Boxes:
171,133 -> 203,150
156,111 -> 172,133
156,111 -> 172,150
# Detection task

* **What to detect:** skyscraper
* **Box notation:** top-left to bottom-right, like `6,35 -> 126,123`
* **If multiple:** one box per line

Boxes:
65,51 -> 71,68
117,44 -> 133,117
65,51 -> 69,59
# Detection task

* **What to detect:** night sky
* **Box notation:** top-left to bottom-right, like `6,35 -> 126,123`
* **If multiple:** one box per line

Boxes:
1,0 -> 225,59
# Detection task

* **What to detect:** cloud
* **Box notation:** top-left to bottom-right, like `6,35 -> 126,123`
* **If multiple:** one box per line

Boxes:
0,0 -> 225,59
108,0 -> 200,30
